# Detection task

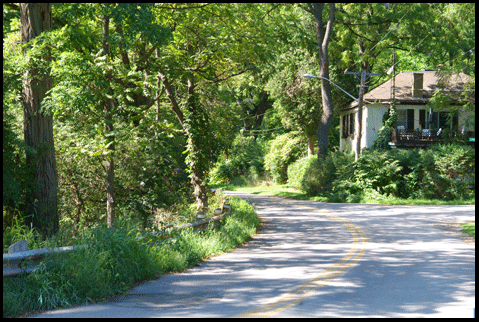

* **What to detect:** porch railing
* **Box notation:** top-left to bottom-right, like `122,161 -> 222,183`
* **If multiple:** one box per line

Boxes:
389,128 -> 475,149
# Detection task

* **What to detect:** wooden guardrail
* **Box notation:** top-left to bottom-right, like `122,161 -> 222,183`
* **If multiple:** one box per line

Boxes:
3,199 -> 231,277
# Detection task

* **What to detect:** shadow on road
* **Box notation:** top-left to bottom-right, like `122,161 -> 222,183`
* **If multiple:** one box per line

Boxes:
31,193 -> 475,318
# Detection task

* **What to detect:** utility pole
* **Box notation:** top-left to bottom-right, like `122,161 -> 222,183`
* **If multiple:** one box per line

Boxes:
345,69 -> 380,161
391,51 -> 396,101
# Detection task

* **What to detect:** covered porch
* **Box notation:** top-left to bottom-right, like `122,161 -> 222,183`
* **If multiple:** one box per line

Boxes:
389,127 -> 475,149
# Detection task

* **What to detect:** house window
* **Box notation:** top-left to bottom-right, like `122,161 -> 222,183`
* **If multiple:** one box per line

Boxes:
396,109 -> 414,131
419,109 -> 426,129
413,73 -> 423,98
342,112 -> 355,138
407,109 -> 414,131
342,115 -> 348,138
429,111 -> 459,130
396,110 -> 406,130
349,113 -> 355,136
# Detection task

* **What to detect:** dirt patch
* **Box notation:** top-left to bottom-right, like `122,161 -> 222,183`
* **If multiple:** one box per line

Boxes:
433,221 -> 475,244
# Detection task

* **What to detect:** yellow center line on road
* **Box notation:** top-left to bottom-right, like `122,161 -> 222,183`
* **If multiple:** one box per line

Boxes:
232,201 -> 367,318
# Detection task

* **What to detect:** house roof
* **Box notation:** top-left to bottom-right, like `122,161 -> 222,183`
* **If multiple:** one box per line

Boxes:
345,70 -> 474,109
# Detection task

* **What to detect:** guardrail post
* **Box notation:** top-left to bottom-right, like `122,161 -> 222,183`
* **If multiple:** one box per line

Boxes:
9,240 -> 28,254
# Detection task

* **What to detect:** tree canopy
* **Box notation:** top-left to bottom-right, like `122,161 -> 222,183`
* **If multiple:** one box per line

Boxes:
3,3 -> 475,237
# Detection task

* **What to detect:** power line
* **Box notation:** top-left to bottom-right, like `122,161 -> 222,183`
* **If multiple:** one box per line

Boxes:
360,5 -> 414,66
436,47 -> 475,69
250,125 -> 285,133
388,27 -> 436,73
344,4 -> 414,73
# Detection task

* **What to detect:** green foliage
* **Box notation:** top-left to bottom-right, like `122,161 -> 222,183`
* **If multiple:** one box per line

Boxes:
357,145 -> 475,201
2,195 -> 260,318
333,4 -> 475,79
373,104 -> 397,151
288,150 -> 354,196
3,32 -> 21,204
209,135 -> 265,185
287,156 -> 323,195
2,28 -> 39,230
206,88 -> 243,161
348,145 -> 474,201
183,104 -> 212,179
4,225 -> 161,315
54,122 -> 191,231
114,134 -> 191,224
3,215 -> 44,253
413,144 -> 475,200
32,2 -> 193,230
264,132 -> 306,184
155,196 -> 259,273
265,47 -> 322,140
353,150 -> 404,197
219,197 -> 261,244
461,222 -> 475,239
3,103 -> 23,210
286,143 -> 474,203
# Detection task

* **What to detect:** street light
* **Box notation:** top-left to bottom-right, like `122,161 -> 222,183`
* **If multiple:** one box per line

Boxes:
303,74 -> 359,103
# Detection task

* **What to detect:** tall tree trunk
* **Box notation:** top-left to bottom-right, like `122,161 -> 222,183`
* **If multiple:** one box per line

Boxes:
21,3 -> 58,239
102,14 -> 116,227
159,66 -> 210,214
308,137 -> 315,156
307,3 -> 335,159
239,91 -> 273,139
186,73 -> 209,213
104,101 -> 115,228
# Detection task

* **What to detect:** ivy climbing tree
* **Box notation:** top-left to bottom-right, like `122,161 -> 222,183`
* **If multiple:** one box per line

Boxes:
156,3 -> 276,212
43,3 -> 171,226
21,3 -> 59,239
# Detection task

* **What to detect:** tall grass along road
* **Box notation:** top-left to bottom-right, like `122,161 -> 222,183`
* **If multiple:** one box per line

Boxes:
28,192 -> 474,318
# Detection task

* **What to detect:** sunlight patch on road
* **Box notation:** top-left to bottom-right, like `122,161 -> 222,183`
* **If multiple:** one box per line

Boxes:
232,201 -> 368,318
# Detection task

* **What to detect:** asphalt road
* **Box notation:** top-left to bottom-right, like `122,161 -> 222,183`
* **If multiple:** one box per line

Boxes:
30,192 -> 475,318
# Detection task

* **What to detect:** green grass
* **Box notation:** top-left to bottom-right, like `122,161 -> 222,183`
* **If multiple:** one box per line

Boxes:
3,195 -> 260,318
461,222 -> 475,239
211,182 -> 475,206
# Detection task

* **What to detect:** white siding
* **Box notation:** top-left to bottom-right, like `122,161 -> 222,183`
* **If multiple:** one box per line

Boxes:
340,102 -> 474,154
364,104 -> 389,148
394,105 -> 425,130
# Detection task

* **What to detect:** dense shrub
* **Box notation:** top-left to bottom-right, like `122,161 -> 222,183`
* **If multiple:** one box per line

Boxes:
352,145 -> 474,200
264,132 -> 306,184
209,135 -> 265,184
352,145 -> 475,200
353,150 -> 404,197
414,144 -> 475,200
287,156 -> 317,190
288,150 -> 354,197
287,155 -> 332,196
115,136 -> 191,225
289,144 -> 474,202
387,148 -> 424,198
54,130 -> 191,233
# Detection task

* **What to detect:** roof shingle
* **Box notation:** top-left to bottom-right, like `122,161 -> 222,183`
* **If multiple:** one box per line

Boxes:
346,70 -> 473,108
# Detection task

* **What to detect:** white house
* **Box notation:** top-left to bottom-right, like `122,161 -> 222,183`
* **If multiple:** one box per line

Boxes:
340,70 -> 475,153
